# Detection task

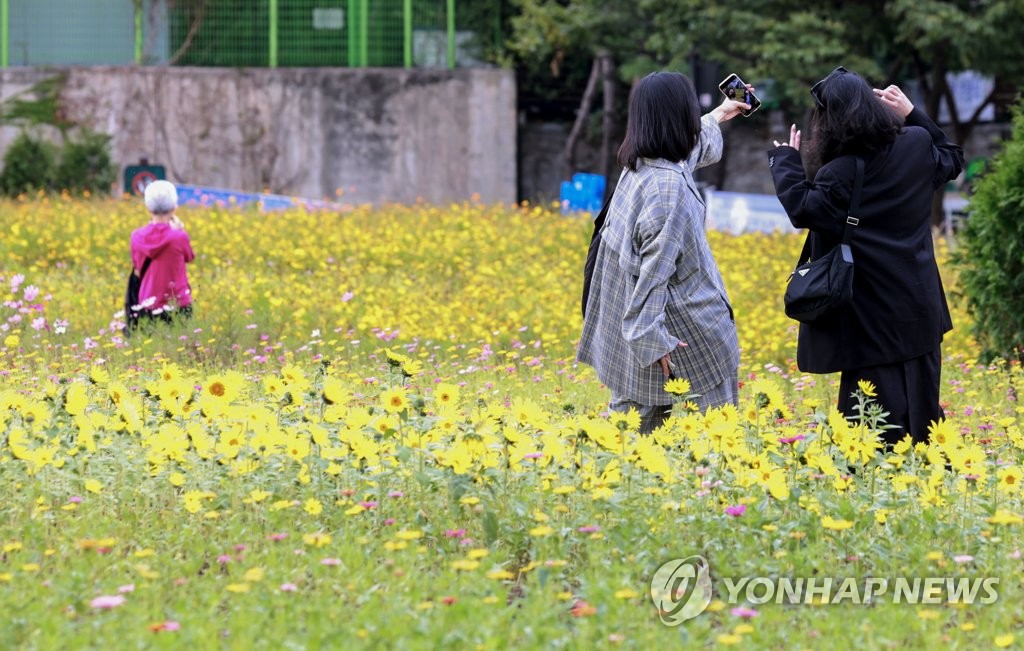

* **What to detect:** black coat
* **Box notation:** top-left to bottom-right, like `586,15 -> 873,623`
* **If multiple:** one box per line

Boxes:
768,108 -> 965,373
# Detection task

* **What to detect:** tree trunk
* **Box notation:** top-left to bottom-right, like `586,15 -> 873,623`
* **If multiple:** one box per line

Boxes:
563,57 -> 601,180
599,51 -> 615,196
913,49 -> 957,228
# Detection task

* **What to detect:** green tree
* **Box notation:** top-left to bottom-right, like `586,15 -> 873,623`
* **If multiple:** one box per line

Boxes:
508,1 -> 657,180
54,129 -> 118,195
641,1 -> 884,114
1,74 -> 117,196
885,0 -> 1024,144
0,132 -> 57,196
509,0 -> 1024,215
512,0 -> 1024,125
951,101 -> 1024,362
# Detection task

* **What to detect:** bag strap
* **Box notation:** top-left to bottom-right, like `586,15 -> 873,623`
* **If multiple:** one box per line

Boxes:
840,157 -> 865,246
137,257 -> 152,280
581,175 -> 622,319
590,170 -> 626,240
797,156 -> 864,263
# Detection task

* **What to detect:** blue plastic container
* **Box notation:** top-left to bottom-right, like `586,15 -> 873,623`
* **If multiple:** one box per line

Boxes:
560,172 -> 606,214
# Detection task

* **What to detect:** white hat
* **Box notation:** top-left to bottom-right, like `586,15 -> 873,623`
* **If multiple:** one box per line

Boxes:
144,180 -> 178,214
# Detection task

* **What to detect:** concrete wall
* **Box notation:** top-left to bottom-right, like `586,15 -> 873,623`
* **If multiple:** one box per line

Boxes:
0,66 -> 517,205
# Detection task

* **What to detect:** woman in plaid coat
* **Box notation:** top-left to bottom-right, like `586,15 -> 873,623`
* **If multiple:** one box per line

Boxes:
577,71 -> 751,433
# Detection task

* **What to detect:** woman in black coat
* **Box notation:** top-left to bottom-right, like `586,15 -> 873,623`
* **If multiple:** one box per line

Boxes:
768,67 -> 964,445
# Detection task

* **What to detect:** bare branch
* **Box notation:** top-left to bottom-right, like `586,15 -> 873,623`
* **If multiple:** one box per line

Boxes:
167,0 -> 208,66
563,57 -> 601,179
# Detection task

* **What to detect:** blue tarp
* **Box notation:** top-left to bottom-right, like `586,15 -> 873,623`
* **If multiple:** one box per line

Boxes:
175,185 -> 342,212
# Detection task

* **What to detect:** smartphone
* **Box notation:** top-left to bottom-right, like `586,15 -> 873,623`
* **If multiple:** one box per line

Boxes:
718,73 -> 761,117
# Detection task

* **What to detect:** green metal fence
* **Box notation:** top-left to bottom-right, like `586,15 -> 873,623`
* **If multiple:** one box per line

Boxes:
0,0 -> 503,68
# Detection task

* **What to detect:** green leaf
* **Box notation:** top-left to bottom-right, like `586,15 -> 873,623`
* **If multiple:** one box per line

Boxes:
483,510 -> 500,545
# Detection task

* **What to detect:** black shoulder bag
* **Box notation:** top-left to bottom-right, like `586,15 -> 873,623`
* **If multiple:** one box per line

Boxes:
783,157 -> 864,323
581,189 -> 615,319
123,257 -> 152,335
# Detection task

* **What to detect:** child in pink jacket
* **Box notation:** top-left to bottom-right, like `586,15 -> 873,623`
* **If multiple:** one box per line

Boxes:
128,181 -> 194,326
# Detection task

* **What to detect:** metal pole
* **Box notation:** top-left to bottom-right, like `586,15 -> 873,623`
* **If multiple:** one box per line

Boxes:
269,0 -> 278,67
134,1 -> 143,64
358,0 -> 368,66
403,0 -> 412,68
446,0 -> 455,69
347,0 -> 357,66
1,0 -> 8,68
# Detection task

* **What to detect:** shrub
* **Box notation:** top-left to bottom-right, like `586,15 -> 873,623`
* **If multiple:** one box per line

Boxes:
0,131 -> 56,196
952,100 -> 1024,362
54,129 -> 117,195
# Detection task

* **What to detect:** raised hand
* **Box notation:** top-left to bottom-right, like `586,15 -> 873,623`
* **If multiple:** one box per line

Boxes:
873,84 -> 914,119
773,123 -> 801,150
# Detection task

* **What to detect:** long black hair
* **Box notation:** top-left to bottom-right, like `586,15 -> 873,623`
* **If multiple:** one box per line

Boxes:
617,72 -> 702,171
806,69 -> 903,169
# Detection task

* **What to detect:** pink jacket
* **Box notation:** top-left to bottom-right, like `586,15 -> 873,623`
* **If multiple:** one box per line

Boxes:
130,223 -> 194,310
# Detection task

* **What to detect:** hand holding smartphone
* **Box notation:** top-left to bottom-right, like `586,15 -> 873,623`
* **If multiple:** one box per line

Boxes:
719,73 -> 761,117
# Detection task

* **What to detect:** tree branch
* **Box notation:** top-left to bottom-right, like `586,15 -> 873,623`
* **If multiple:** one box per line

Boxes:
599,52 -> 615,187
167,1 -> 208,66
563,57 -> 601,179
967,86 -> 997,129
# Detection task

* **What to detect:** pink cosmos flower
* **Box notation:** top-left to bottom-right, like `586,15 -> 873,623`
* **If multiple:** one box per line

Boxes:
281,583 -> 298,592
91,595 -> 126,609
778,434 -> 806,445
267,533 -> 287,542
731,606 -> 759,618
577,525 -> 601,533
118,584 -> 135,594
725,505 -> 746,517
321,558 -> 341,566
444,529 -> 467,539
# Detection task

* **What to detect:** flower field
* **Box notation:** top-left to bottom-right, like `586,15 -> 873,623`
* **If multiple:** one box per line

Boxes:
1,196 -> 1022,649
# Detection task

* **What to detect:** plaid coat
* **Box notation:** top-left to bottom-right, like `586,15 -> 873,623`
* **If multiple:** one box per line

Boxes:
577,115 -> 739,407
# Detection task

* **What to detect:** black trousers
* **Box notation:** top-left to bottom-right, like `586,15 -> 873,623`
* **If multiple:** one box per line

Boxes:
125,305 -> 193,336
837,347 -> 943,446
